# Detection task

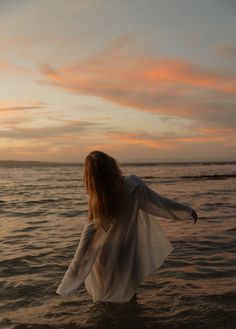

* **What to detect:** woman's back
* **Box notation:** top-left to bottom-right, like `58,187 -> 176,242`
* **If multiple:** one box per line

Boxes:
85,175 -> 142,302
57,174 -> 183,302
56,152 -> 196,303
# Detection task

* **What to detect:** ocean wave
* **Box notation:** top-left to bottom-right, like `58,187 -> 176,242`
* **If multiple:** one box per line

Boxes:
181,173 -> 236,180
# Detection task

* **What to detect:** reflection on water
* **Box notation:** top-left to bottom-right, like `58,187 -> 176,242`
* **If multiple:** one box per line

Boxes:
0,162 -> 236,329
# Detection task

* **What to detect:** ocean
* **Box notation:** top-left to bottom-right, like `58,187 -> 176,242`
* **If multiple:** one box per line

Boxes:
0,162 -> 235,329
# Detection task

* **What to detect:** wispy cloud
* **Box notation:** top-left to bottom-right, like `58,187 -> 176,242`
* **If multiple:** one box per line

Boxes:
0,120 -> 95,139
1,122 -> 235,162
0,102 -> 47,112
0,58 -> 32,75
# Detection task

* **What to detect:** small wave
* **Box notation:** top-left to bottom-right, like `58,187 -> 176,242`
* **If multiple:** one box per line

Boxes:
23,199 -> 58,205
26,220 -> 49,224
12,324 -> 56,329
12,226 -> 42,233
4,211 -> 46,218
225,228 -> 236,235
181,173 -> 236,181
195,191 -> 217,196
59,210 -> 85,217
142,176 -> 156,179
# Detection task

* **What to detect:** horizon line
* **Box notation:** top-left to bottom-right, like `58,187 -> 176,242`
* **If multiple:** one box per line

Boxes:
0,159 -> 236,166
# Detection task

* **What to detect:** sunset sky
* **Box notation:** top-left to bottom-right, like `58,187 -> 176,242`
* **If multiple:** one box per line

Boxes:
0,0 -> 235,162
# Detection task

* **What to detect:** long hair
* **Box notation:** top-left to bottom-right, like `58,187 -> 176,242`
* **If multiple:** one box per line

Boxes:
83,151 -> 125,231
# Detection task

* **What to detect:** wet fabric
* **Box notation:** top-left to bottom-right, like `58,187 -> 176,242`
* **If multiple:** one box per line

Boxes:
56,175 -> 193,302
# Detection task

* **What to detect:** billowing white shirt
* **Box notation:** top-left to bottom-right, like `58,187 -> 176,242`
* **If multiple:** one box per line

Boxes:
56,175 -> 192,302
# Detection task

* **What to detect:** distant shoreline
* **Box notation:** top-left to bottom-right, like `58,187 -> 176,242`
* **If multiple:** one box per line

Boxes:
0,160 -> 236,167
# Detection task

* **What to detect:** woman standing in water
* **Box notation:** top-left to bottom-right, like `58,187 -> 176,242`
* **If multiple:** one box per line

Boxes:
56,151 -> 198,303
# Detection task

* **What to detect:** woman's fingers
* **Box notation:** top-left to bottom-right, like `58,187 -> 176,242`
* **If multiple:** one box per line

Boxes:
191,209 -> 198,224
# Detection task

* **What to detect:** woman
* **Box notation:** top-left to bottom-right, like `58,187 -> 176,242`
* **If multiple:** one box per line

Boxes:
56,151 -> 198,303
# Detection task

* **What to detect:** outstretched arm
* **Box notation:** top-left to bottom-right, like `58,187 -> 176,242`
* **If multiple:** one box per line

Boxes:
138,178 -> 197,222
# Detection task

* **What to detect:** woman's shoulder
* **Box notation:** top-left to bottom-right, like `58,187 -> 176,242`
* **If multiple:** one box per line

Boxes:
123,174 -> 140,180
122,174 -> 143,189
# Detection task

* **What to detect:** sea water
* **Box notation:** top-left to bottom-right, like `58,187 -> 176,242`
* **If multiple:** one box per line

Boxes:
0,162 -> 235,329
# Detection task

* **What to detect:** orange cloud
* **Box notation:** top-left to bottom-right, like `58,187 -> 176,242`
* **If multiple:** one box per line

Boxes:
144,59 -> 236,94
41,57 -> 236,95
111,133 -> 171,149
40,43 -> 236,128
106,126 -> 236,150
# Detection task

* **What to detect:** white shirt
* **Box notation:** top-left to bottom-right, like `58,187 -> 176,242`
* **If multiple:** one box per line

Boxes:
56,175 -> 192,302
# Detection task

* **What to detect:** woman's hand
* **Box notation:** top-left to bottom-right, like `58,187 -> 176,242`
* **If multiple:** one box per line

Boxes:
191,209 -> 198,224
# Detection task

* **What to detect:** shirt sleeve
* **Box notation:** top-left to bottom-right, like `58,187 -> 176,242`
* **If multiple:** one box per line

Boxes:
56,221 -> 101,296
137,177 -> 192,220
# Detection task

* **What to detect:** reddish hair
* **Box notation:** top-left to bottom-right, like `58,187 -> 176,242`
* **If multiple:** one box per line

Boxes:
83,151 -> 124,231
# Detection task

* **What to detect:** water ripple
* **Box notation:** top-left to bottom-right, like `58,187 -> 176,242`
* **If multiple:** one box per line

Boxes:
0,163 -> 235,329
